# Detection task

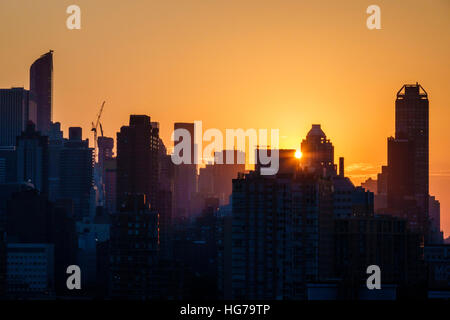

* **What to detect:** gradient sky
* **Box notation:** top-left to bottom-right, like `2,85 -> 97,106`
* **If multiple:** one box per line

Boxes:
1,0 -> 449,236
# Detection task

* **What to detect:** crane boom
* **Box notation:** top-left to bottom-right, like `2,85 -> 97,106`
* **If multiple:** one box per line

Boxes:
91,101 -> 106,162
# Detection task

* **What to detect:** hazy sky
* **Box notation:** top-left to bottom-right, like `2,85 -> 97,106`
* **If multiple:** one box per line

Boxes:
1,0 -> 449,236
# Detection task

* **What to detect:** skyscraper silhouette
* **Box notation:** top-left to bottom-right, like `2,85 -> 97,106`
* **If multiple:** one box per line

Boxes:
395,83 -> 429,213
387,83 -> 429,237
59,127 -> 94,218
29,51 -> 53,134
15,122 -> 49,194
0,88 -> 31,147
173,122 -> 197,219
116,115 -> 159,209
300,124 -> 336,177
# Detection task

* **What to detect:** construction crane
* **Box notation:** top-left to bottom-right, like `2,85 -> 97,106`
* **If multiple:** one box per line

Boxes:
91,101 -> 106,161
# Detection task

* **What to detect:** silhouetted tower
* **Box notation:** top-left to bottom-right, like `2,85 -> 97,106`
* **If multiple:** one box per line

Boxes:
387,83 -> 429,237
59,127 -> 94,218
173,122 -> 197,219
0,88 -> 30,147
109,194 -> 159,299
29,51 -> 53,134
395,83 -> 429,211
116,115 -> 159,209
301,124 -> 336,177
97,136 -> 114,171
16,122 -> 49,194
339,157 -> 344,177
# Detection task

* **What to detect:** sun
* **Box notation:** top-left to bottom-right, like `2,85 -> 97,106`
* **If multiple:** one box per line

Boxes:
295,150 -> 302,159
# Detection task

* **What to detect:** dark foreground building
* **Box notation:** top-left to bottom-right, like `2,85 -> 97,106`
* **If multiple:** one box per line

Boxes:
230,167 -> 334,300
109,194 -> 159,299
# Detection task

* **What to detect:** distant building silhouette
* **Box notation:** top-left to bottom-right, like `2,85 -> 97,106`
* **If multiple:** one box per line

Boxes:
6,243 -> 55,297
395,84 -> 429,206
387,83 -> 429,238
198,150 -> 245,205
109,194 -> 159,299
97,136 -> 114,171
95,136 -> 114,207
255,149 -> 299,176
116,115 -> 159,209
429,196 -> 443,244
29,51 -> 53,134
230,165 -> 334,299
334,214 -> 424,299
155,135 -> 174,258
173,122 -> 197,219
361,177 -> 377,194
0,147 -> 17,184
103,157 -> 117,214
375,165 -> 388,211
5,183 -> 77,296
424,244 -> 450,293
59,127 -> 94,219
15,122 -> 49,194
47,122 -> 64,201
301,124 -> 336,177
0,88 -> 31,147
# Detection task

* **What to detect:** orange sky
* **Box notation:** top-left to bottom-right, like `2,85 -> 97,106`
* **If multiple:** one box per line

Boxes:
1,0 -> 449,236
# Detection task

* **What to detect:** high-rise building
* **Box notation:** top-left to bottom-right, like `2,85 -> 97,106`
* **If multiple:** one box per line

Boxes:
59,127 -> 94,219
5,184 -> 77,296
109,194 -> 159,299
0,88 -> 31,147
429,196 -> 443,244
375,165 -> 388,211
16,122 -> 49,194
156,136 -> 174,258
198,150 -> 245,205
361,177 -> 377,194
230,165 -> 334,300
0,147 -> 16,184
424,244 -> 450,294
97,136 -> 114,171
103,157 -> 117,214
387,83 -> 430,237
116,115 -> 159,209
95,136 -> 114,207
395,83 -> 429,206
29,51 -> 53,134
47,122 -> 64,201
6,243 -> 55,298
334,214 -> 424,298
173,122 -> 197,219
300,124 -> 336,177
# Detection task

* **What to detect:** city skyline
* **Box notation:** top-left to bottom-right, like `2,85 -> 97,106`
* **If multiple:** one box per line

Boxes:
0,0 -> 448,302
1,1 -> 449,237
